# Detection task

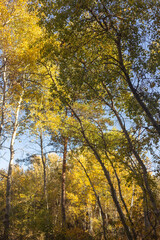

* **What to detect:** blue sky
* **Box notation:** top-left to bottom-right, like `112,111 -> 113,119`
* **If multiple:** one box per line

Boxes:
0,130 -> 54,170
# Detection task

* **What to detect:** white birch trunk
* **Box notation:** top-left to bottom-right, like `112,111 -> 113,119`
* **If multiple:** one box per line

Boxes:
0,58 -> 7,145
4,91 -> 23,239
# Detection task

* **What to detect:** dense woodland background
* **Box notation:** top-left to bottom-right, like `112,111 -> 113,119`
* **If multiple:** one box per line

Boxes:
0,0 -> 160,239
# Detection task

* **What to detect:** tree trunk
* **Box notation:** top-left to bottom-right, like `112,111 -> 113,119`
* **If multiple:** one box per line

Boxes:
77,158 -> 107,240
4,92 -> 23,240
69,105 -> 134,240
116,38 -> 160,136
130,184 -> 135,217
0,57 -> 7,146
100,83 -> 159,222
61,136 -> 68,227
83,76 -> 159,226
90,9 -> 160,136
113,107 -> 159,221
100,131 -> 137,238
109,159 -> 137,239
40,131 -> 48,210
143,193 -> 150,233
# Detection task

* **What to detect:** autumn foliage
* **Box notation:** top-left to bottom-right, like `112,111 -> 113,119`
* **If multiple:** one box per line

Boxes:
0,0 -> 160,239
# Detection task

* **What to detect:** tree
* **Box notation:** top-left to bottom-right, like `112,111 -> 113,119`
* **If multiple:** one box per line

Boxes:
40,0 -> 160,134
0,57 -> 7,148
0,0 -> 159,239
0,0 -> 43,238
37,0 -> 160,237
4,87 -> 24,239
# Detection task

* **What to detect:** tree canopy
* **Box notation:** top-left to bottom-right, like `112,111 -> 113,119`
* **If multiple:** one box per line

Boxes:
0,0 -> 159,239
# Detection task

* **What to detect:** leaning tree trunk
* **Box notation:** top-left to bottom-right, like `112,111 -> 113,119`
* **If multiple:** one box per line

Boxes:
77,158 -> 108,240
69,105 -> 134,240
116,38 -> 160,136
4,91 -> 23,240
108,157 -> 137,240
99,83 -> 159,223
101,132 -> 137,238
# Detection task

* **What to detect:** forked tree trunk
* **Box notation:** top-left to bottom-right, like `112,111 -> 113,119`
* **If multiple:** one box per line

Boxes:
4,92 -> 23,240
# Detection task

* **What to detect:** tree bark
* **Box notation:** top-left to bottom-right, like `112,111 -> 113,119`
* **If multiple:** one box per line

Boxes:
109,159 -> 137,239
69,105 -> 134,240
113,106 -> 159,221
116,38 -> 160,136
61,136 -> 68,227
100,128 -> 137,238
40,131 -> 48,210
0,58 -> 7,146
100,83 -> 159,222
89,6 -> 160,136
82,76 -> 159,224
77,158 -> 107,240
4,92 -> 23,240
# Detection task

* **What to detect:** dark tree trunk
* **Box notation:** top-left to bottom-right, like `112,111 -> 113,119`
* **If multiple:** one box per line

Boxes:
40,131 -> 48,210
69,105 -> 134,240
61,136 -> 68,227
116,38 -> 160,136
100,83 -> 159,223
77,158 -> 108,240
